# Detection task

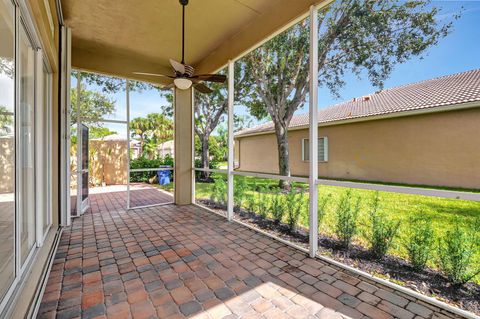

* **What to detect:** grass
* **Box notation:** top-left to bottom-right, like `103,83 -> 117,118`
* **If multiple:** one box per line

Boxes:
156,182 -> 174,193
191,175 -> 480,278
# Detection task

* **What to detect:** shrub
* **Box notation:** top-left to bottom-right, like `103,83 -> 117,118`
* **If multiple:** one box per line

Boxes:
335,190 -> 361,248
256,187 -> 270,218
285,187 -> 306,232
130,155 -> 173,182
318,193 -> 331,232
210,175 -> 227,205
269,188 -> 284,223
234,176 -> 248,210
245,193 -> 256,212
438,220 -> 479,285
404,216 -> 434,271
365,192 -> 400,258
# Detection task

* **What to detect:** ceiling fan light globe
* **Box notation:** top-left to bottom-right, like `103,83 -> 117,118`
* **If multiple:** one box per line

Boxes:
174,78 -> 192,90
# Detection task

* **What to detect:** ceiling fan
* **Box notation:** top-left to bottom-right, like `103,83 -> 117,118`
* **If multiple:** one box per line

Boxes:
133,0 -> 226,94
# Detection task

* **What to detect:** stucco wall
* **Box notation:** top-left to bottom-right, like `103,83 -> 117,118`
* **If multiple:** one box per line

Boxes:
235,108 -> 480,189
0,137 -> 14,193
90,140 -> 128,185
70,140 -> 128,187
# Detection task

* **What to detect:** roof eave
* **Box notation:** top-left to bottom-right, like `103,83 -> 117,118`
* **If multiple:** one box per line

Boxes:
234,100 -> 480,139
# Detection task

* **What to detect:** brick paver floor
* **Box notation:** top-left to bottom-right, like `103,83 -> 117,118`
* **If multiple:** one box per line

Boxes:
38,198 -> 462,318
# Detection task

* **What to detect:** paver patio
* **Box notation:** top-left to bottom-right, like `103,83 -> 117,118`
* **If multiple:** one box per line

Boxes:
37,191 -> 463,319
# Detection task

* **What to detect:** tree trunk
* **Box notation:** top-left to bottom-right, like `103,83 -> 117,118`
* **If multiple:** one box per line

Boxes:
200,135 -> 210,181
275,123 -> 291,190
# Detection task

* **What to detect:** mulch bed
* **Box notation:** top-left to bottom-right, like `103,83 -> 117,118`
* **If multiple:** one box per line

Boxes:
199,199 -> 480,315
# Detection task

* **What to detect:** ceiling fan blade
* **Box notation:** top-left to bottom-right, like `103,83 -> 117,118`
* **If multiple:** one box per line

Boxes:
169,59 -> 186,74
133,72 -> 174,78
192,74 -> 227,83
169,59 -> 195,77
194,83 -> 213,94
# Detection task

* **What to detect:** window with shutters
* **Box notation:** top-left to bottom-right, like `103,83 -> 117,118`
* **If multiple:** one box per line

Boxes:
302,137 -> 328,162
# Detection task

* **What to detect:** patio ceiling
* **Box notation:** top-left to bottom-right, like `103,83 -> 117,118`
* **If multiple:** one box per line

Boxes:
60,0 -> 325,85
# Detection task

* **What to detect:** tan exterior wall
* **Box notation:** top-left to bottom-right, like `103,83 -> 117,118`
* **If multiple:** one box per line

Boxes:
0,137 -> 14,193
89,140 -> 128,185
235,108 -> 480,189
70,140 -> 128,187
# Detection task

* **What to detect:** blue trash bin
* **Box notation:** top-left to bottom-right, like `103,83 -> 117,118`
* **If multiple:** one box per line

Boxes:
157,166 -> 171,185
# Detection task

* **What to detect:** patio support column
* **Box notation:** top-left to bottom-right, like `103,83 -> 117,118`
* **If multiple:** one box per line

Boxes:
308,5 -> 319,258
227,61 -> 234,221
174,87 -> 194,205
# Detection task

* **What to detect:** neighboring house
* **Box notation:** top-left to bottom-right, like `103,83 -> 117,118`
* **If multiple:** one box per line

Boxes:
157,140 -> 174,158
234,69 -> 480,189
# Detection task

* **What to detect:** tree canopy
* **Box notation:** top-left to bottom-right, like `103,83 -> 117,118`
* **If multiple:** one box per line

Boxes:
130,113 -> 173,159
70,86 -> 116,128
0,105 -> 13,136
237,0 -> 455,186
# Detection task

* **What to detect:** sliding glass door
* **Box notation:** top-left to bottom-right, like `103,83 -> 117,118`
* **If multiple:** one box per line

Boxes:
0,0 -> 53,313
19,22 -> 36,266
0,0 -> 16,301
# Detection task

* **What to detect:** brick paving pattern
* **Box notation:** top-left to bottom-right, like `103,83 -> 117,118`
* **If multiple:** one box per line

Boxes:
38,192 -> 463,318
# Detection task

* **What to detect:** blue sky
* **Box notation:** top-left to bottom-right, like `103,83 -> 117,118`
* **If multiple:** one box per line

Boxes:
313,0 -> 480,110
72,0 -> 480,137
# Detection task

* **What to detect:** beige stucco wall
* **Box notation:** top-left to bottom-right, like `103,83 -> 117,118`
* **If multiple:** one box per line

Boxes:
0,137 -> 14,193
70,140 -> 128,187
90,140 -> 128,185
235,108 -> 480,189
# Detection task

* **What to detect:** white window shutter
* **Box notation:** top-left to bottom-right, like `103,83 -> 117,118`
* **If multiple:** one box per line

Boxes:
323,137 -> 328,162
302,138 -> 309,161
303,137 -> 328,162
317,137 -> 328,162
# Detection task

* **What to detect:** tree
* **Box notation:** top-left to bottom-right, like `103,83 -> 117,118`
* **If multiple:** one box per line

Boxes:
89,127 -> 117,139
0,57 -> 14,79
130,113 -> 174,159
130,117 -> 151,157
70,86 -> 116,128
0,106 -> 13,136
238,0 -> 454,188
194,85 -> 227,180
194,69 -> 248,180
0,58 -> 14,136
146,113 -> 173,145
75,71 -> 154,94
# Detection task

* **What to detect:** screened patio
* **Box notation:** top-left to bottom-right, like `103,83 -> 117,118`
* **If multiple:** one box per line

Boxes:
0,0 -> 479,318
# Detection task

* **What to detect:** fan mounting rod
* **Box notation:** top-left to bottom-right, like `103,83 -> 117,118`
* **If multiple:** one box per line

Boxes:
180,0 -> 189,64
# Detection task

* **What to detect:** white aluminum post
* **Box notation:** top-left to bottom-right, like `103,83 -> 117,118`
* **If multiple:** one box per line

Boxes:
35,49 -> 44,247
63,27 -> 72,226
308,5 -> 319,258
227,61 -> 234,221
126,80 -> 131,209
76,71 -> 82,216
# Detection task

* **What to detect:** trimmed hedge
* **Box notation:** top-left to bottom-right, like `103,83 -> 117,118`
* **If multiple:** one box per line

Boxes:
130,155 -> 174,183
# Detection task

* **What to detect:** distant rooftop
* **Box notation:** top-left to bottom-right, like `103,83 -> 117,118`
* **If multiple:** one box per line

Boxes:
235,69 -> 480,137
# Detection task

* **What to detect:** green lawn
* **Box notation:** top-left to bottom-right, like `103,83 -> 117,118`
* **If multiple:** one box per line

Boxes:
190,176 -> 480,274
